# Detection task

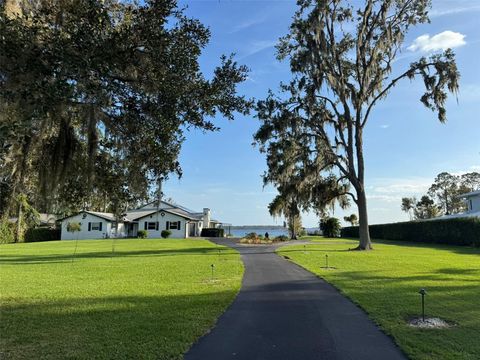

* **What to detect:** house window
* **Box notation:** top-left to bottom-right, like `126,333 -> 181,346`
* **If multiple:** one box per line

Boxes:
147,222 -> 157,230
167,221 -> 181,230
88,222 -> 102,231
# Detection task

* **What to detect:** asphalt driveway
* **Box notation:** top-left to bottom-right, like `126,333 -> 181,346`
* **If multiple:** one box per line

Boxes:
185,238 -> 406,360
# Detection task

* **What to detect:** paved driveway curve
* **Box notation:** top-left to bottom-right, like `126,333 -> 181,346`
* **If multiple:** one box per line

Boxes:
185,239 -> 406,360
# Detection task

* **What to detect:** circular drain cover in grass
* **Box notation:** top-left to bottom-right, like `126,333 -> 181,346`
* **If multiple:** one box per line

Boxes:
408,317 -> 452,329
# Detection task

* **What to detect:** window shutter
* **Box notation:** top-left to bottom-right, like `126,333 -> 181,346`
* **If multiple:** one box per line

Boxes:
156,222 -> 159,231
144,222 -> 147,230
166,221 -> 170,230
177,221 -> 181,230
88,222 -> 91,231
99,222 -> 102,231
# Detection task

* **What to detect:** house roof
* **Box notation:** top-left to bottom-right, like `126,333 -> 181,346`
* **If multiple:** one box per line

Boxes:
458,190 -> 480,198
59,211 -> 128,222
127,208 -> 200,221
434,211 -> 480,220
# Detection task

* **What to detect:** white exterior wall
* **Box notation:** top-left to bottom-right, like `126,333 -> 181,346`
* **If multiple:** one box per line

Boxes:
468,195 -> 480,212
136,211 -> 188,238
61,213 -> 111,240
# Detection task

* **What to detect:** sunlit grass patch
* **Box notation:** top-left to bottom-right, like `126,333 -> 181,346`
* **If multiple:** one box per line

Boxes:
0,239 -> 243,359
279,237 -> 480,360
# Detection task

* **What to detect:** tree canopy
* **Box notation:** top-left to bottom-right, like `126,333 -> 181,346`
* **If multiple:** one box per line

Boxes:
1,0 -> 250,224
401,171 -> 480,219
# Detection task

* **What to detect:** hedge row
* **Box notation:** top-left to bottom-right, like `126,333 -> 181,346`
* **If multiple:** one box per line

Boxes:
341,218 -> 480,247
24,228 -> 61,243
200,228 -> 225,237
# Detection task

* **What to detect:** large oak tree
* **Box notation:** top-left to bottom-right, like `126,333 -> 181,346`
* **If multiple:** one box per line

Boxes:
255,0 -> 459,249
1,0 -> 250,231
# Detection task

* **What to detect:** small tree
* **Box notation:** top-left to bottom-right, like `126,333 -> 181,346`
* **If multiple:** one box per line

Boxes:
343,214 -> 358,226
320,217 -> 341,238
401,197 -> 416,220
413,196 -> 440,219
67,222 -> 81,262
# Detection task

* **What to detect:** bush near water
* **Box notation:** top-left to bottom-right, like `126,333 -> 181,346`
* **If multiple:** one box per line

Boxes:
239,232 -> 289,244
341,218 -> 480,247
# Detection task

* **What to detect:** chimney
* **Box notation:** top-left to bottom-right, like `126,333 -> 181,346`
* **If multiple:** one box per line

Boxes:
203,208 -> 211,228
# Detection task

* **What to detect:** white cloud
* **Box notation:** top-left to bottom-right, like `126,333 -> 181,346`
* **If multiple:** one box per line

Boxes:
407,31 -> 466,52
230,16 -> 266,33
240,40 -> 277,59
430,4 -> 480,18
380,124 -> 390,129
459,84 -> 480,103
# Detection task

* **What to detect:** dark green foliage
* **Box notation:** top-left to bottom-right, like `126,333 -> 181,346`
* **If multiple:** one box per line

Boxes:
274,235 -> 289,242
24,228 -> 60,243
1,0 -> 250,217
0,221 -> 15,243
137,230 -> 147,239
201,228 -> 224,238
341,218 -> 480,247
320,217 -> 341,238
161,230 -> 171,239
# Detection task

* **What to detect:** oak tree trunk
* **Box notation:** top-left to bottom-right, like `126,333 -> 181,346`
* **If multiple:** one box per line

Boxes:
356,188 -> 372,250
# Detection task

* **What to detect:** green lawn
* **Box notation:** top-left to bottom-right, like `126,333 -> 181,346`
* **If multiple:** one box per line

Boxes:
0,239 -> 243,360
278,237 -> 480,360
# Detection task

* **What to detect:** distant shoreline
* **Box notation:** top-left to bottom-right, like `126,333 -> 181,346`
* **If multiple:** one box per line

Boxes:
227,225 -> 285,229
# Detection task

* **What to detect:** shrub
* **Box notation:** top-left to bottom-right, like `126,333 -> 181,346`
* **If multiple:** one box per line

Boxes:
341,218 -> 480,247
244,232 -> 258,240
273,235 -> 289,242
0,221 -> 15,243
24,227 -> 60,242
200,228 -> 225,237
67,222 -> 81,233
137,230 -> 148,238
320,217 -> 341,238
161,230 -> 171,239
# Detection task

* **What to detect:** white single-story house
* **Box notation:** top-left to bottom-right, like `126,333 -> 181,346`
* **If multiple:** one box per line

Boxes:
60,200 -> 223,240
435,190 -> 480,220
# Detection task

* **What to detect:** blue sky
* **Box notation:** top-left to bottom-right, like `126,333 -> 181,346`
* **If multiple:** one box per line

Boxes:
163,0 -> 480,227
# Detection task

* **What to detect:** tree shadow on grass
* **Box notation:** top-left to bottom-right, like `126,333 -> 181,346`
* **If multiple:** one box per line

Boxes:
0,247 -> 236,265
368,239 -> 480,256
0,291 -> 237,360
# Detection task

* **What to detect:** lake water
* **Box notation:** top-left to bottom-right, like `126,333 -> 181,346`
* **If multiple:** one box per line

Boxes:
224,228 -> 289,238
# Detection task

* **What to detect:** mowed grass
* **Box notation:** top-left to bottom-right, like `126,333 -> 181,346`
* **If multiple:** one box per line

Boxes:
0,239 -> 243,360
278,237 -> 480,360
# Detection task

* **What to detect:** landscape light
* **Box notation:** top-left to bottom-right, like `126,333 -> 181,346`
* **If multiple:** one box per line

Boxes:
419,288 -> 427,321
211,264 -> 215,279
325,254 -> 329,269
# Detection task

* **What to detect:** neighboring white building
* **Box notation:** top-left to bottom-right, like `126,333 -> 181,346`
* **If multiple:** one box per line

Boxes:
436,190 -> 480,220
60,200 -> 223,240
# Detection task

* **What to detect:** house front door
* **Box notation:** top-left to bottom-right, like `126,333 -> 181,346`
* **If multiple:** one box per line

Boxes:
189,223 -> 196,237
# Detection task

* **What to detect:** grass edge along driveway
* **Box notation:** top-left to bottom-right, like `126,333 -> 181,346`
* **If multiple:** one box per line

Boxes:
277,237 -> 480,360
0,238 -> 244,360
